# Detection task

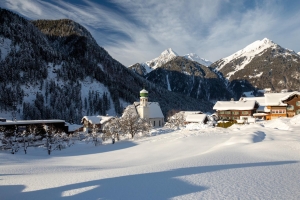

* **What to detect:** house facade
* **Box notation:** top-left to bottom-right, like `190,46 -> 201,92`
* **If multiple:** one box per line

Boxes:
0,119 -> 68,133
280,92 -> 300,117
213,100 -> 259,121
238,91 -> 300,120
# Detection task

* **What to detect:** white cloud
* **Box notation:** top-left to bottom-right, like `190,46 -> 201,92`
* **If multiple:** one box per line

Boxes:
1,0 -> 300,66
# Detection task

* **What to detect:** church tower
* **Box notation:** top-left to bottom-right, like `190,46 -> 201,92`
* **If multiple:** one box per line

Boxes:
137,88 -> 149,120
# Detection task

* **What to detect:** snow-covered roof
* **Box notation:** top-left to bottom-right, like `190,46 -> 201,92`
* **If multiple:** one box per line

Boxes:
140,89 -> 148,93
122,105 -> 138,117
67,124 -> 83,132
0,119 -> 65,126
81,115 -> 114,125
280,91 -> 300,102
213,100 -> 257,110
133,102 -> 164,118
240,97 -> 266,106
185,114 -> 207,123
148,102 -> 164,118
264,92 -> 294,106
179,111 -> 203,118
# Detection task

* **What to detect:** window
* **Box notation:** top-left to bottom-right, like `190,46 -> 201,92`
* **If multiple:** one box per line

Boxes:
287,105 -> 294,111
296,110 -> 300,115
233,111 -> 239,115
219,111 -> 224,114
296,101 -> 300,107
159,120 -> 161,126
225,111 -> 231,114
242,111 -> 249,115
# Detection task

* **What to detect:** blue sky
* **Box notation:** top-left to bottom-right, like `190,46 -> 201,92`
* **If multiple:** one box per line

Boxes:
1,0 -> 300,66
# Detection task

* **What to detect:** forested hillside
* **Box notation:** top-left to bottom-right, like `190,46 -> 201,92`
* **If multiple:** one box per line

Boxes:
0,8 -> 213,123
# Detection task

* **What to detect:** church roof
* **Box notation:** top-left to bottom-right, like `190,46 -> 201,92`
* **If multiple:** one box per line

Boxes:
133,102 -> 164,118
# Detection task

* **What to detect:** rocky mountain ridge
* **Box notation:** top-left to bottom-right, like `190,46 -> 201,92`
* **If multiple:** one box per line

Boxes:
129,48 -> 212,76
211,38 -> 300,96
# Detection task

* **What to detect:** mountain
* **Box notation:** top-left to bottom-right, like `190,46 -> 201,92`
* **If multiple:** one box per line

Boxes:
129,48 -> 178,76
129,49 -> 212,76
183,53 -> 212,66
145,56 -> 231,102
211,38 -> 300,97
0,8 -> 213,123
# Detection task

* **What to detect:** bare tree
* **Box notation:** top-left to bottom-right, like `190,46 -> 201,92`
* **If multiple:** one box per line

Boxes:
103,118 -> 122,142
166,111 -> 185,129
85,124 -> 102,146
119,110 -> 151,139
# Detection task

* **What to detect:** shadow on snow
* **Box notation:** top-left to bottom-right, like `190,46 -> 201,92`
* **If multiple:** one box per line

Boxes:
0,160 -> 298,200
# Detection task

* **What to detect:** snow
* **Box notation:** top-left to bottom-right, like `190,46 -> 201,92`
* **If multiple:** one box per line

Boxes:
280,91 -> 300,102
143,48 -> 178,72
0,37 -> 11,60
213,100 -> 257,110
81,115 -> 114,124
133,102 -> 164,118
264,92 -> 294,106
185,114 -> 207,123
166,74 -> 171,91
0,119 -> 65,126
134,49 -> 211,75
298,52 -> 300,56
1,116 -> 300,199
184,53 -> 212,66
249,71 -> 263,78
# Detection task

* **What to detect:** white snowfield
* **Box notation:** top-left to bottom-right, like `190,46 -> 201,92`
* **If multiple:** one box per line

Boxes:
1,116 -> 300,200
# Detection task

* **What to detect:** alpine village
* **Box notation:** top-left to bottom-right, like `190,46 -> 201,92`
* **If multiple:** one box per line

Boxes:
1,8 -> 300,152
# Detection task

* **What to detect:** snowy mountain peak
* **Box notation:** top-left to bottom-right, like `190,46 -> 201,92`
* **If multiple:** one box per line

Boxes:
141,48 -> 179,72
161,48 -> 178,57
184,53 -> 212,67
298,52 -> 300,56
214,38 -> 281,79
223,38 -> 276,63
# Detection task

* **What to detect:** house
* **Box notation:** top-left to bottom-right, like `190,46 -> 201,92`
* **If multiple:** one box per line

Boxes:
0,119 -> 68,133
280,91 -> 300,117
81,115 -> 114,133
239,91 -> 300,120
179,111 -> 203,119
239,96 -> 269,120
185,114 -> 208,124
124,89 -> 164,128
213,100 -> 259,121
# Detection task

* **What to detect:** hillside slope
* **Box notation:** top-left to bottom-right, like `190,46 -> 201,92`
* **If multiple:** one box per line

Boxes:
0,8 -> 213,122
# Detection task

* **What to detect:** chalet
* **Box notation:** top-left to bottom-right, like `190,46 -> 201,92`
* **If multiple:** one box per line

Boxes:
280,91 -> 300,118
81,115 -> 114,133
263,92 -> 291,119
240,97 -> 269,120
213,100 -> 259,121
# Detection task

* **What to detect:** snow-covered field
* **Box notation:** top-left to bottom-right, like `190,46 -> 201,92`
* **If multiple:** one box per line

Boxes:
1,116 -> 300,200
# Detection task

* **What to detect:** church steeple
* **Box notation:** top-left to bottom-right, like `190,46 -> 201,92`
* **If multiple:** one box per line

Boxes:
137,88 -> 149,119
140,88 -> 148,107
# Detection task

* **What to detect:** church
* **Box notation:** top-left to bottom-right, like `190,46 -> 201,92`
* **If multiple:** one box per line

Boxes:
125,89 -> 165,128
